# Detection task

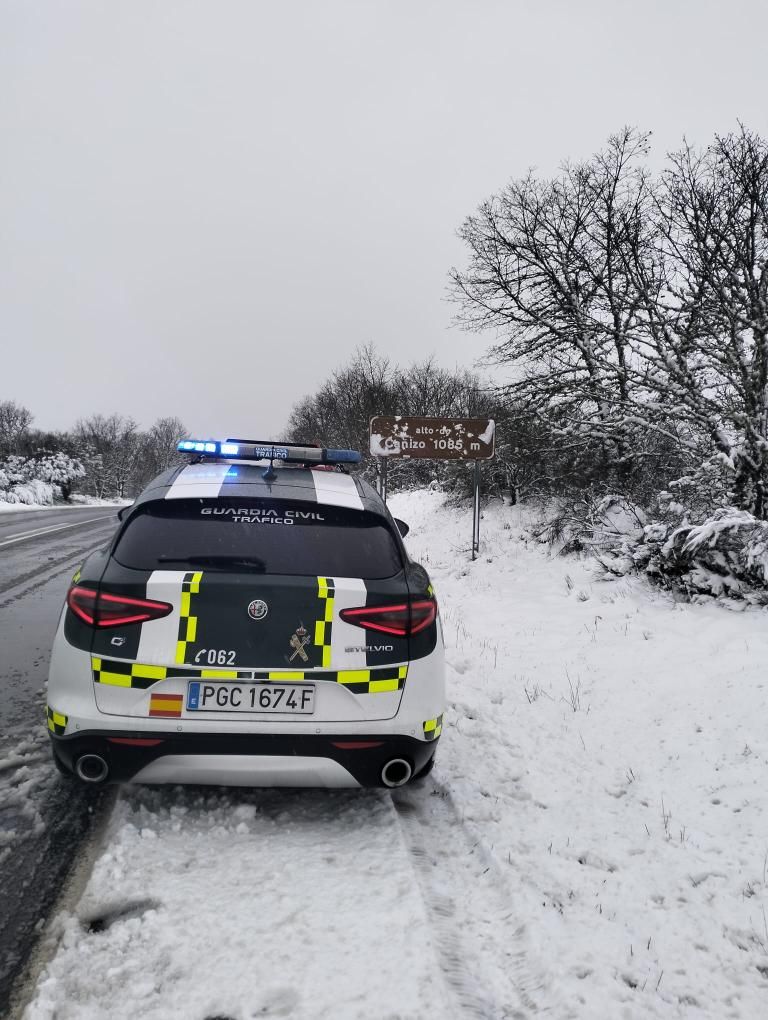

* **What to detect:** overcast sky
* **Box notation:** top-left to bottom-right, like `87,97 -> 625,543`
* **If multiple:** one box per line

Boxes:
2,0 -> 768,439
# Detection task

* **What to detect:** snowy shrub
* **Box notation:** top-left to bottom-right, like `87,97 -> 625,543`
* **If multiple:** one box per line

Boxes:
33,452 -> 85,499
0,478 -> 56,505
529,493 -> 646,554
656,458 -> 732,526
0,455 -> 33,485
598,507 -> 768,604
0,453 -> 84,504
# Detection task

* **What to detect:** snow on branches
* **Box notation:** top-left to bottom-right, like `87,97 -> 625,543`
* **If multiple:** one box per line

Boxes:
598,508 -> 768,604
452,125 -> 768,519
0,453 -> 85,504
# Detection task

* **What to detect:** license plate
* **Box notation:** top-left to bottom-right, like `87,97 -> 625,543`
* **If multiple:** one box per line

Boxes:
186,681 -> 315,714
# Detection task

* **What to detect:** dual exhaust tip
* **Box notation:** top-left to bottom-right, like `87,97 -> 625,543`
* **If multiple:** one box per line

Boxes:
74,753 -> 109,784
381,758 -> 412,788
75,753 -> 413,788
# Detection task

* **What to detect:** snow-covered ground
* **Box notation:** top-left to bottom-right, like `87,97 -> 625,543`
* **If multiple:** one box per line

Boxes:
0,496 -> 129,513
24,491 -> 768,1018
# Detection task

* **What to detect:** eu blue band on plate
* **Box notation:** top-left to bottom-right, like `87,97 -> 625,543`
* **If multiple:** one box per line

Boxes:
187,681 -> 200,711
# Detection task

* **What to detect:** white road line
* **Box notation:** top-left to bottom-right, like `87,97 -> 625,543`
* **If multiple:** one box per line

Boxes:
0,515 -> 114,549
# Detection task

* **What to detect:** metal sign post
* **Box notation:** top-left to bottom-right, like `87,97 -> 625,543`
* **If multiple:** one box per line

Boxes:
369,416 -> 495,559
472,459 -> 481,560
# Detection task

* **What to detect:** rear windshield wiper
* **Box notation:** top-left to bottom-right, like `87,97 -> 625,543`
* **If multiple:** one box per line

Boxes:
157,555 -> 267,571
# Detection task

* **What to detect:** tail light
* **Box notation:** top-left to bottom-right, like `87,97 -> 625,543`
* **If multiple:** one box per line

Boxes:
339,598 -> 436,637
66,586 -> 173,628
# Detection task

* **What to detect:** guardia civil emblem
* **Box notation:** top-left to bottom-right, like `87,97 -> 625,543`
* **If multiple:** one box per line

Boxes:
289,624 -> 310,662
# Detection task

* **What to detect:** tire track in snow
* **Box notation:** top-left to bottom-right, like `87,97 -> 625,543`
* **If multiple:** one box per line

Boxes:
391,777 -> 543,1019
0,719 -> 116,1019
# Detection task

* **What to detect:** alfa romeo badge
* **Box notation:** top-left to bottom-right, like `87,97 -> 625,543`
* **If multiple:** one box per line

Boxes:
247,599 -> 269,621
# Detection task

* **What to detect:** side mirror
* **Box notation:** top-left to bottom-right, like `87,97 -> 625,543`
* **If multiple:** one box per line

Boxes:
117,505 -> 130,521
394,518 -> 410,537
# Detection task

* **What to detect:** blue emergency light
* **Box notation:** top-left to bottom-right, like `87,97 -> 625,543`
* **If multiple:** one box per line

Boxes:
177,438 -> 362,466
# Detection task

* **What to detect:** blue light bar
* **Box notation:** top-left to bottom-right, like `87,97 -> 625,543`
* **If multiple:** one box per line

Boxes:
178,440 -> 217,453
177,439 -> 362,466
326,448 -> 361,463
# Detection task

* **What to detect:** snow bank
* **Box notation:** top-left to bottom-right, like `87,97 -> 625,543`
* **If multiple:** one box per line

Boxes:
24,491 -> 768,1018
0,479 -> 57,506
67,494 -> 132,508
0,494 -> 129,513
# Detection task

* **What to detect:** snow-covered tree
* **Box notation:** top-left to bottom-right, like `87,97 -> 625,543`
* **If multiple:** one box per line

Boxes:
453,126 -> 768,517
627,127 -> 768,517
34,452 -> 86,500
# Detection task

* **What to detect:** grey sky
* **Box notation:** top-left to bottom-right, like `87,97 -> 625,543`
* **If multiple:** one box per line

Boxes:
2,0 -> 767,439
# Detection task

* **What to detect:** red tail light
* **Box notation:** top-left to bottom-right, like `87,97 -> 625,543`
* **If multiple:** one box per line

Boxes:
339,598 -> 436,637
66,586 -> 173,628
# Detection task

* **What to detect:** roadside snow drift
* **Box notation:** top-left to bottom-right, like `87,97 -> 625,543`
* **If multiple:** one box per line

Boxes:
26,491 -> 768,1019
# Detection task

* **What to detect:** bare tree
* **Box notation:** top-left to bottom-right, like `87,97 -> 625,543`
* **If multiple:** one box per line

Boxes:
286,345 -> 394,476
143,416 -> 186,478
0,400 -> 33,455
74,414 -> 140,498
285,346 -> 502,492
451,128 -> 661,487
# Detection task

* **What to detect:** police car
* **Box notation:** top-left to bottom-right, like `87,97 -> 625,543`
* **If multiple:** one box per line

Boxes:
47,440 -> 445,788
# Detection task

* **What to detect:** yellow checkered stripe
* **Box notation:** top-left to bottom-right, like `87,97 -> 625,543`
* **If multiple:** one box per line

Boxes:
423,714 -> 443,741
92,656 -> 252,689
254,664 -> 408,694
47,705 -> 68,736
91,657 -> 407,695
176,571 -> 203,664
314,576 -> 335,668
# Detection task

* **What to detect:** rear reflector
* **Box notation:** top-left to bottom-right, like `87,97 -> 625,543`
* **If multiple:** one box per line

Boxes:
339,598 -> 436,637
331,741 -> 386,750
107,738 -> 165,747
67,586 -> 173,629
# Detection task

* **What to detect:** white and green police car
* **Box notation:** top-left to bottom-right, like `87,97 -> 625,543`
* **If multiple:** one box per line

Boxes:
47,440 -> 445,788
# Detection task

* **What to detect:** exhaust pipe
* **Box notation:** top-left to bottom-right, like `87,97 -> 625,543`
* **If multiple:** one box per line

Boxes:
381,758 -> 412,788
75,753 -> 109,784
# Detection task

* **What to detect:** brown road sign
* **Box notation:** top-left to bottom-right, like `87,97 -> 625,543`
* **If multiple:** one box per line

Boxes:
369,416 -> 495,460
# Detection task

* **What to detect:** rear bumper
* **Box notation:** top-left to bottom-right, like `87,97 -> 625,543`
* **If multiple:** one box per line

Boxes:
50,730 -> 438,788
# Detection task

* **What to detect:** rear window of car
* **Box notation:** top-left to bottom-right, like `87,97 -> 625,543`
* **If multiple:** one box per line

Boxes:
113,498 -> 403,579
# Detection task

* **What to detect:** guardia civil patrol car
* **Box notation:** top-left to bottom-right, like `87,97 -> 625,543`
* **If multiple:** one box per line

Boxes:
47,440 -> 445,788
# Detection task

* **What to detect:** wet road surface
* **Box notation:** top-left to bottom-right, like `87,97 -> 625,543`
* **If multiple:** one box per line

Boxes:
0,507 -> 119,1015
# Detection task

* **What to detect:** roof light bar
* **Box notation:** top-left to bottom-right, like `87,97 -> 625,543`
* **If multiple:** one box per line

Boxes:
176,439 -> 362,466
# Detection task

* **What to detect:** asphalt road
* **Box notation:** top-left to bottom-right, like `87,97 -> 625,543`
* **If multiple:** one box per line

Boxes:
0,506 -> 120,1016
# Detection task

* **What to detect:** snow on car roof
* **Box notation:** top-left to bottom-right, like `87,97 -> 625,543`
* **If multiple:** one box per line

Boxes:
136,462 -> 381,514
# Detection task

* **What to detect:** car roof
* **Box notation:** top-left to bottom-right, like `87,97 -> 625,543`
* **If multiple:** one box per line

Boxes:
133,462 -> 385,515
